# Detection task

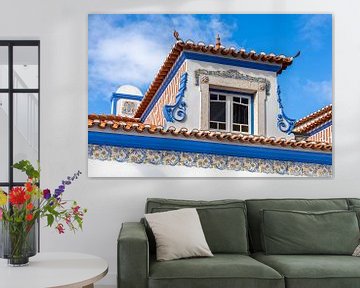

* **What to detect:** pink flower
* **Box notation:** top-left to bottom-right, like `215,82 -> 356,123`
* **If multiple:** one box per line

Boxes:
56,223 -> 65,234
72,205 -> 80,215
0,208 -> 3,220
65,214 -> 71,225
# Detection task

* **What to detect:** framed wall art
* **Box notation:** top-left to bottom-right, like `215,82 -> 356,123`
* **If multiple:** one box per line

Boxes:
88,14 -> 332,177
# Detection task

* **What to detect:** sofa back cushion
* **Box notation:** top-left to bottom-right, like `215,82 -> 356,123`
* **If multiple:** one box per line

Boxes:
348,198 -> 360,207
261,209 -> 360,255
246,198 -> 349,252
145,198 -> 249,254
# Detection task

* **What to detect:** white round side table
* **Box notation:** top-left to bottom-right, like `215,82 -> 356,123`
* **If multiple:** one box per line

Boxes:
0,252 -> 108,288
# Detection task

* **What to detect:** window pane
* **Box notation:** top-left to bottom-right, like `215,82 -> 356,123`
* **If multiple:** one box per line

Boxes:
232,124 -> 240,131
13,46 -> 38,89
218,123 -> 226,130
0,47 -> 8,89
13,93 -> 38,181
242,125 -> 249,133
210,101 -> 226,122
219,95 -> 226,101
210,122 -> 217,129
241,98 -> 249,104
210,94 -> 217,101
0,93 -> 8,182
233,97 -> 240,103
242,105 -> 248,124
233,103 -> 248,125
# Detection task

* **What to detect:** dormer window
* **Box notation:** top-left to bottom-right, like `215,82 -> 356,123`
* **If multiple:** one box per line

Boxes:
209,89 -> 253,134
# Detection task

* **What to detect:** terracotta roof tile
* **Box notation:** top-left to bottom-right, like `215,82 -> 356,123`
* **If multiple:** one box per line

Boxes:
134,39 -> 295,119
292,104 -> 332,134
88,115 -> 332,152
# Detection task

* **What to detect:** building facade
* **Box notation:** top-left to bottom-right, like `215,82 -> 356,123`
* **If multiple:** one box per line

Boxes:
88,34 -> 332,177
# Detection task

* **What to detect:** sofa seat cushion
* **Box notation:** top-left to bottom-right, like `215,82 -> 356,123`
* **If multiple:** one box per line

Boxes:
149,254 -> 284,288
252,252 -> 360,288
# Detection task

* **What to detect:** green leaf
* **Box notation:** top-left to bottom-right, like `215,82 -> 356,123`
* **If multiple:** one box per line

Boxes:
12,160 -> 40,180
47,214 -> 54,227
46,205 -> 60,217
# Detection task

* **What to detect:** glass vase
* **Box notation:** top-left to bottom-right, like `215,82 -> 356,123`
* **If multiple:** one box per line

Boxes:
0,220 -> 37,266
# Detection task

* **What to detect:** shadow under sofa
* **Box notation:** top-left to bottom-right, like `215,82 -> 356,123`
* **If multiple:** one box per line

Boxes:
118,198 -> 360,288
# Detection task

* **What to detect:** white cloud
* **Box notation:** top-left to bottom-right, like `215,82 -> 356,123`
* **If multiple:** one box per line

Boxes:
303,80 -> 332,102
298,15 -> 331,49
88,15 -> 236,102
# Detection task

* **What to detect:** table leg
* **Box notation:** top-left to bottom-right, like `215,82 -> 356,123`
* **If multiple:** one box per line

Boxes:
82,284 -> 94,288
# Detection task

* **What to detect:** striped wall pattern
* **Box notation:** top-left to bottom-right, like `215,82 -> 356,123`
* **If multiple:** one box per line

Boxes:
144,62 -> 187,127
307,125 -> 332,144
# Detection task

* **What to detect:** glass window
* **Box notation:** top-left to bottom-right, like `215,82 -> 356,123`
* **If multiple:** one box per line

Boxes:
13,93 -> 39,182
0,93 -> 8,182
0,41 -> 39,191
210,94 -> 227,131
0,47 -> 8,89
13,46 -> 39,89
210,94 -> 217,101
209,90 -> 252,134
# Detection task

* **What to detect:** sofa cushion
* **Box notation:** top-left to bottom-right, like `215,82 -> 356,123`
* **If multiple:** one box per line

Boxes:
347,198 -> 360,207
145,208 -> 213,261
246,198 -> 349,252
261,209 -> 359,255
146,198 -> 248,254
252,252 -> 360,288
349,205 -> 360,227
149,254 -> 284,288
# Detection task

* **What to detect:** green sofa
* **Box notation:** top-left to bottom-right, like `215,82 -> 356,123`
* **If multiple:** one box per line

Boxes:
118,198 -> 360,288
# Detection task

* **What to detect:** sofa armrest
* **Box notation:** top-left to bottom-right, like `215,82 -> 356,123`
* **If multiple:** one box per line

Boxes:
118,222 -> 149,288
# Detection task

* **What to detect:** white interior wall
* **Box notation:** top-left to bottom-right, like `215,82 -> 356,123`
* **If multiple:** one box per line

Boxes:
1,0 -> 359,286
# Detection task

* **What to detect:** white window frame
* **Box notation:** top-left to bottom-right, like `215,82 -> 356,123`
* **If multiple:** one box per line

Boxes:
209,90 -> 252,134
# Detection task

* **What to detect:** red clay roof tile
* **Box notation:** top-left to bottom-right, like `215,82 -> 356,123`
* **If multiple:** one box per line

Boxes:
88,115 -> 332,152
292,104 -> 332,134
133,39 -> 295,119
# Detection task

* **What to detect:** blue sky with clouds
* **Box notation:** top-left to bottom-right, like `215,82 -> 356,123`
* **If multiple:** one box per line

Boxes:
88,14 -> 332,119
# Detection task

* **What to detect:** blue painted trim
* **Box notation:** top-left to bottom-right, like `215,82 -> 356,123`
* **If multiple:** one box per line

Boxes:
163,72 -> 188,122
111,93 -> 143,115
251,96 -> 254,134
184,51 -> 281,72
111,99 -> 115,115
111,98 -> 118,115
276,85 -> 296,134
140,51 -> 281,121
111,93 -> 143,102
140,53 -> 187,122
209,88 -> 254,134
308,121 -> 332,136
88,131 -> 332,165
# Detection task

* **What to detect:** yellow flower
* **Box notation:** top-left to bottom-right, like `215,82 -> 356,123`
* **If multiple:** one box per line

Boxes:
0,190 -> 7,206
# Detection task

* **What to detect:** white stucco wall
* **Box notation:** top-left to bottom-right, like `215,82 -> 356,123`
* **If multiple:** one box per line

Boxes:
1,1 -> 358,287
115,98 -> 140,117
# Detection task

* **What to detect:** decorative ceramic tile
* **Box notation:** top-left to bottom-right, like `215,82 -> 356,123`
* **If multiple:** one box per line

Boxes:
88,144 -> 332,177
